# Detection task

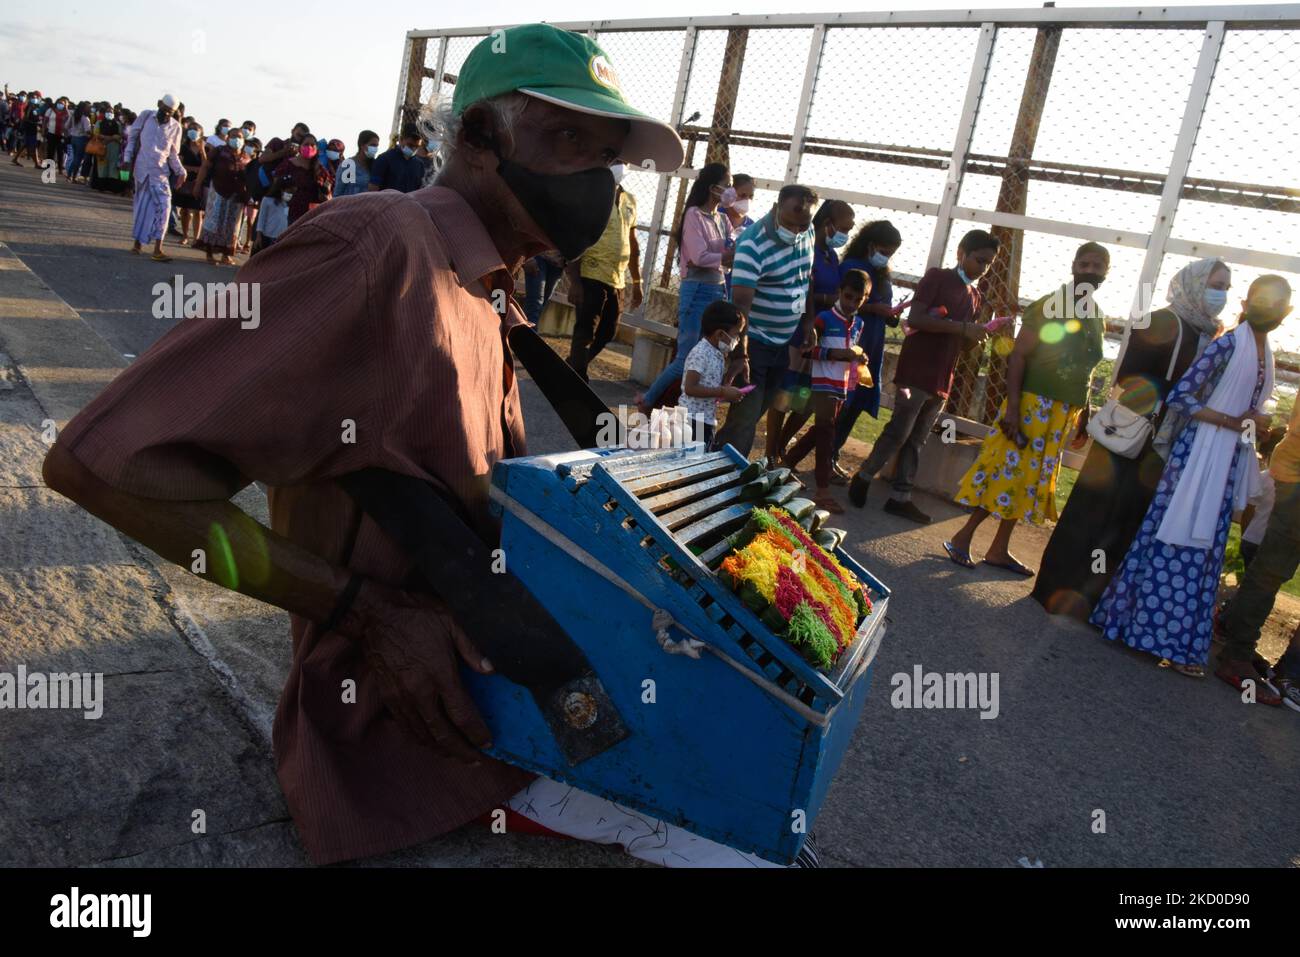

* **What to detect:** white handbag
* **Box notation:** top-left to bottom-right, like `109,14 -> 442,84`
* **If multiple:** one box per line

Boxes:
1086,316 -> 1183,459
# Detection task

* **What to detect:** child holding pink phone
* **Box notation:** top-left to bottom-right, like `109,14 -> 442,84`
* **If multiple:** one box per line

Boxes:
682,300 -> 748,446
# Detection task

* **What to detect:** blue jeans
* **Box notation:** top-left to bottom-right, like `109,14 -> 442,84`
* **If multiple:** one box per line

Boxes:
524,256 -> 564,326
66,136 -> 89,178
643,280 -> 725,406
711,336 -> 792,458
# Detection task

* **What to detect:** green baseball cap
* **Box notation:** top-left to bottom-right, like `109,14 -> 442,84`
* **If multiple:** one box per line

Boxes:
451,23 -> 684,173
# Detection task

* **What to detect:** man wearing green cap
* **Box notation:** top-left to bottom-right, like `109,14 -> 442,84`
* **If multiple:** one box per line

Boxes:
44,24 -> 799,868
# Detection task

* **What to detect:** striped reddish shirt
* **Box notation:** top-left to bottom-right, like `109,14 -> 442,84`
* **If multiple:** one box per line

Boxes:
58,186 -> 537,863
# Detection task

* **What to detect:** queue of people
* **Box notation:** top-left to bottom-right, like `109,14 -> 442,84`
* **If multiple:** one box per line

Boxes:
2,87 -> 438,265
590,162 -> 1297,710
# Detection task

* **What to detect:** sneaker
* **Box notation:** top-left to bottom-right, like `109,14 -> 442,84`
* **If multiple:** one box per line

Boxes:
884,498 -> 932,524
1252,654 -> 1278,692
1278,678 -> 1300,713
848,474 -> 869,508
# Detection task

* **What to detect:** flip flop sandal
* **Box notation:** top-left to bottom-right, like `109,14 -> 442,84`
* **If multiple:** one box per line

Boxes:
983,557 -> 1035,577
151,252 -> 173,263
943,541 -> 976,569
1159,658 -> 1206,679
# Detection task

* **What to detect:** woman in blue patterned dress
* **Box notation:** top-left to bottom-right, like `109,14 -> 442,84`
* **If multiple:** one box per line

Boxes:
1090,276 -> 1290,677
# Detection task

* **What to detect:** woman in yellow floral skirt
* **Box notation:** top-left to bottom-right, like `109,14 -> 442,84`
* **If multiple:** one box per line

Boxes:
944,243 -> 1110,575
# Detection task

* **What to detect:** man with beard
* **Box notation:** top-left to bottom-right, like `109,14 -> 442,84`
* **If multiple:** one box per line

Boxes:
122,94 -> 185,261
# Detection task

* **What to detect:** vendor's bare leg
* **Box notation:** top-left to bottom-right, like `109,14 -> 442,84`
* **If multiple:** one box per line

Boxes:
505,776 -> 818,868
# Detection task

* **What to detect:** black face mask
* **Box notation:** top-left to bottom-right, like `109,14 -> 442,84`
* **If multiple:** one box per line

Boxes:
495,151 -> 615,261
1244,308 -> 1286,334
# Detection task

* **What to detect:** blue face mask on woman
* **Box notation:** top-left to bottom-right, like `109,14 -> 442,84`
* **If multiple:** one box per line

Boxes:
1203,288 -> 1228,316
326,149 -> 341,162
401,145 -> 416,159
365,145 -> 379,159
186,129 -> 199,141
869,250 -> 890,269
829,230 -> 849,249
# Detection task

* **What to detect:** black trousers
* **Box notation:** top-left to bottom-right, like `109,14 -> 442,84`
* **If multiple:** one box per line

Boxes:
567,278 -> 621,382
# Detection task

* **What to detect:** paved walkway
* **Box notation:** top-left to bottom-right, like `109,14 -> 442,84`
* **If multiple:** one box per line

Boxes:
0,161 -> 1296,868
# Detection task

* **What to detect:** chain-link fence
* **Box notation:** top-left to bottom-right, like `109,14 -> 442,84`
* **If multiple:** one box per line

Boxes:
396,8 -> 1300,427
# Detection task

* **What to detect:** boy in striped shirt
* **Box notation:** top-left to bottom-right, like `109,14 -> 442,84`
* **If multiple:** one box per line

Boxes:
783,269 -> 870,512
710,184 -> 818,459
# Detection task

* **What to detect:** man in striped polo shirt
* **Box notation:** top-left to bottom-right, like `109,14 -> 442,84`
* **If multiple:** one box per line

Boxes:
711,184 -> 818,458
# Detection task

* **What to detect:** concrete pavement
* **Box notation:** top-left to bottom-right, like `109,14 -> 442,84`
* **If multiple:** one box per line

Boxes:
1,160 -> 1296,869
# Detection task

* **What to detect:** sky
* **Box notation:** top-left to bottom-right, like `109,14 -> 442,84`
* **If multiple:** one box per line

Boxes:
0,0 -> 1228,153
4,1 -> 1298,353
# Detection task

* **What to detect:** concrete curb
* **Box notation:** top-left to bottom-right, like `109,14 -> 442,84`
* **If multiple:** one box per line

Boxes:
0,241 -> 128,425
0,240 -> 273,750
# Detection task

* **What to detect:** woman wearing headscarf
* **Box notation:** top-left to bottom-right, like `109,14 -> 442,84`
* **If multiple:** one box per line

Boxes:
1091,275 -> 1287,677
1032,257 -> 1230,621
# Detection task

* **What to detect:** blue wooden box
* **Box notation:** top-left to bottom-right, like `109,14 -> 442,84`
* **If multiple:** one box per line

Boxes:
470,443 -> 889,864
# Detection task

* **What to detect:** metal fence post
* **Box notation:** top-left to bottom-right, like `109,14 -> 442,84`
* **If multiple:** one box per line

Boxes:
926,22 -> 998,271
784,24 -> 827,184
642,26 -> 697,291
432,36 -> 449,104
391,35 -> 415,143
1127,20 -> 1226,325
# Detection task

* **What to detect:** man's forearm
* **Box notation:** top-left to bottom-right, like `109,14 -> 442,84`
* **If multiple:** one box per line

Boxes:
628,234 -> 641,285
906,315 -> 966,335
43,442 -> 351,626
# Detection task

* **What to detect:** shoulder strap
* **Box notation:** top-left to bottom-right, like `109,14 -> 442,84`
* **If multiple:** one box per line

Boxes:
1164,314 -> 1186,383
